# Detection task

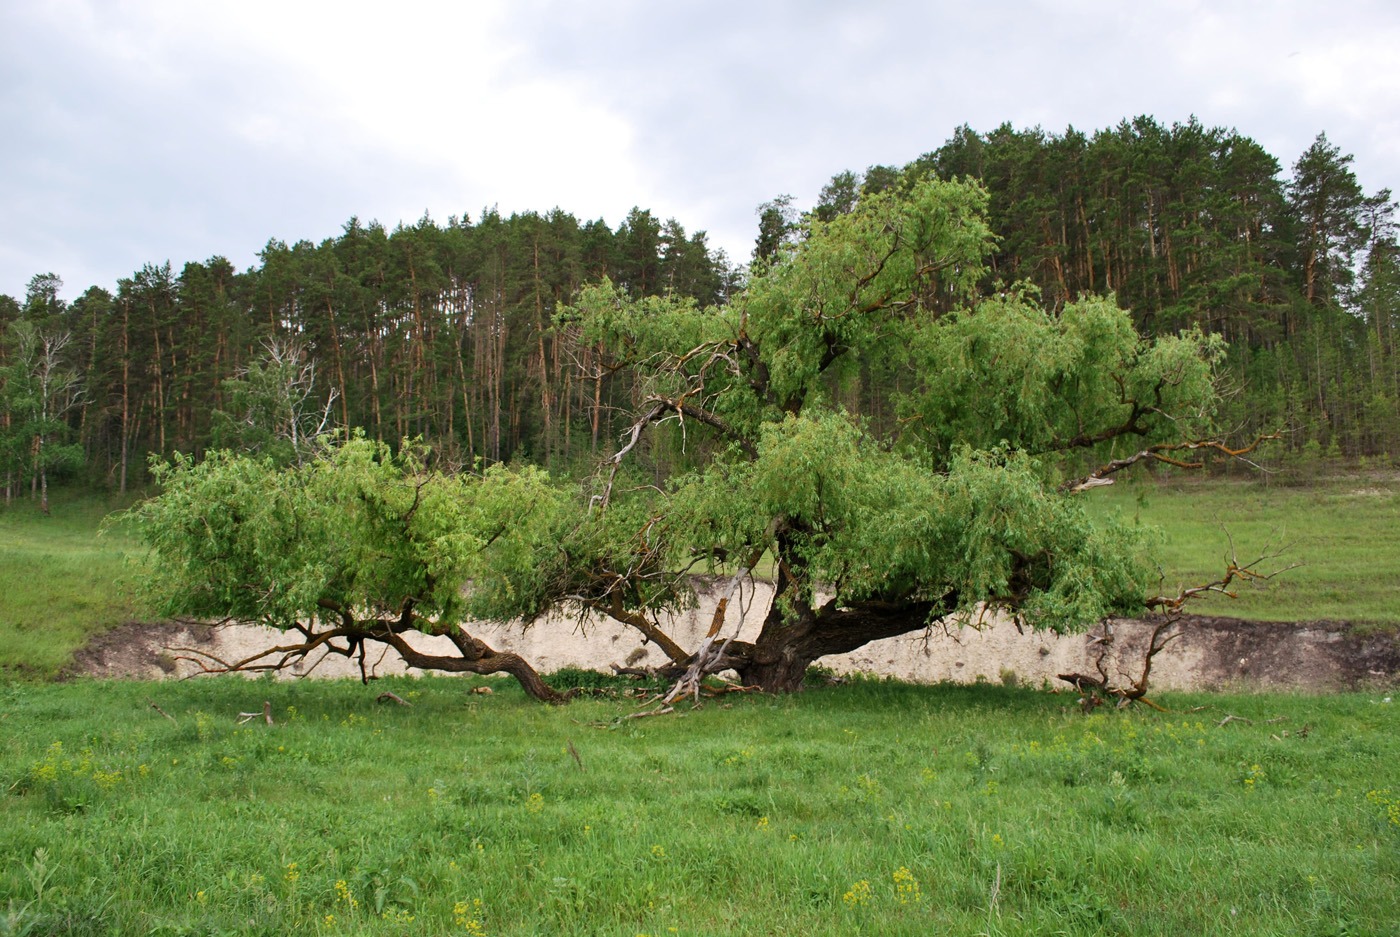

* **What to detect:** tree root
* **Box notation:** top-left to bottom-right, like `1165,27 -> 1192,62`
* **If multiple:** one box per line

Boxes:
1058,617 -> 1181,712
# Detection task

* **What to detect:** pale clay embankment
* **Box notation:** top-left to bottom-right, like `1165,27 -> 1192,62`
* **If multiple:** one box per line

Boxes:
73,580 -> 1400,691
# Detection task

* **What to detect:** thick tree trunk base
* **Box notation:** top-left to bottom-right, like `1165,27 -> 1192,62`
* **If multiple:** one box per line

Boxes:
726,599 -> 943,695
734,655 -> 816,695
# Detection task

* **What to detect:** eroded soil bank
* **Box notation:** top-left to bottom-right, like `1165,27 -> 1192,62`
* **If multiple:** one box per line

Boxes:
67,580 -> 1399,692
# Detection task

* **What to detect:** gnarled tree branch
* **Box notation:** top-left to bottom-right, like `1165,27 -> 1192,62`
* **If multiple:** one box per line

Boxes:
1061,433 -> 1282,493
168,608 -> 569,704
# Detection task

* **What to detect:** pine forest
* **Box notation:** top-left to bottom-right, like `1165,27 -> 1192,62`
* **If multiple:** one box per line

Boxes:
3,116 -> 1397,498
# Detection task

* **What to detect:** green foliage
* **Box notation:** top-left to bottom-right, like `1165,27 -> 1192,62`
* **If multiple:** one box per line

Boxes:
913,119 -> 1400,460
669,413 -> 1153,627
900,291 -> 1223,461
939,449 -> 1151,629
564,279 -> 734,383
752,194 -> 799,265
1,205 -> 735,496
741,177 -> 993,416
556,175 -> 1234,673
1290,132 -> 1374,307
6,471 -> 1392,685
0,319 -> 85,496
209,339 -> 336,466
126,436 -> 568,631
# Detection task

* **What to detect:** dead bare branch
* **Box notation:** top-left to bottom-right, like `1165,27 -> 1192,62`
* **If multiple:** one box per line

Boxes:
147,699 -> 177,725
1061,433 -> 1282,493
1217,714 -> 1252,727
236,702 -> 274,726
598,400 -> 668,508
597,393 -> 757,510
1058,616 -> 1179,712
659,556 -> 761,706
1145,536 -> 1300,612
622,706 -> 674,720
566,739 -> 585,772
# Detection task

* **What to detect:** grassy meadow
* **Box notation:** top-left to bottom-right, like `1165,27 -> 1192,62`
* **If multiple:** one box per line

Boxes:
1082,470 -> 1400,626
0,488 -> 141,677
2,675 -> 1397,936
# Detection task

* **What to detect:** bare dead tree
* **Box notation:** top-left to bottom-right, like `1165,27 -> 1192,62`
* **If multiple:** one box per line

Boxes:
219,337 -> 340,464
1058,617 -> 1183,712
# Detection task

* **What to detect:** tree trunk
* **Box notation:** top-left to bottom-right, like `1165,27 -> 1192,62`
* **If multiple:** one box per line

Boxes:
38,436 -> 49,515
119,299 -> 131,494
731,598 -> 945,694
152,307 -> 166,455
324,289 -> 350,429
735,642 -> 815,694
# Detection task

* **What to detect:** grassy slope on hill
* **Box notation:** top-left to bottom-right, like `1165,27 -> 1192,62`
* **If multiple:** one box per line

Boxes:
1082,471 -> 1400,626
1,676 -> 1395,935
0,489 -> 141,676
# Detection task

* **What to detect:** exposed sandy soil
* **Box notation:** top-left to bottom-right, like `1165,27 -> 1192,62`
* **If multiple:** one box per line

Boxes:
65,580 -> 1399,693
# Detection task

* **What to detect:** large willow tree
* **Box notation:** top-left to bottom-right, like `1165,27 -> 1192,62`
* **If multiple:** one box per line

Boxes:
131,177 -> 1259,698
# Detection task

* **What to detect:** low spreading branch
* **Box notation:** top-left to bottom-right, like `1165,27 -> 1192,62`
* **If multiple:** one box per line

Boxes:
167,615 -> 568,704
591,596 -> 691,665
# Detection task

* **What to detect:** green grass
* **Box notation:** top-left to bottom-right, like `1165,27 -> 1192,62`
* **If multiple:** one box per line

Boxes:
1082,471 -> 1400,625
0,488 -> 143,677
1,675 -> 1396,935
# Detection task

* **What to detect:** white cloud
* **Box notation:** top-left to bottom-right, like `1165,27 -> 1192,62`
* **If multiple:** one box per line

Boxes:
3,0 -> 1400,298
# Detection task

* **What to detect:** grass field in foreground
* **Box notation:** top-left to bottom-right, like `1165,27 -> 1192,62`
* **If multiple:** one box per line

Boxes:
1,675 -> 1396,936
1082,470 -> 1400,626
0,489 -> 141,677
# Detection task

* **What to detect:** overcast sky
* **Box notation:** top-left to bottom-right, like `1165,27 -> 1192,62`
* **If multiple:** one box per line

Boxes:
3,0 -> 1399,302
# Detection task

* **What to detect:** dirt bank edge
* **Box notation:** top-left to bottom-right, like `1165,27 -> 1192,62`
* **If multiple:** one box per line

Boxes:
62,614 -> 1399,692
